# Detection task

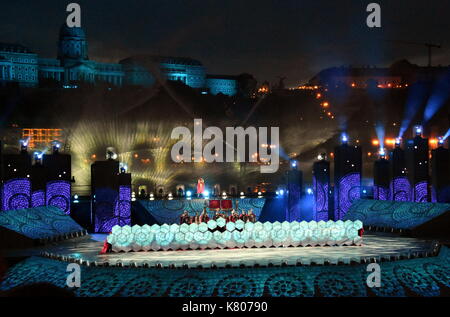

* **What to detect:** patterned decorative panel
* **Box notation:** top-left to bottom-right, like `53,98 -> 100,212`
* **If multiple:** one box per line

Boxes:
94,188 -> 119,233
1,247 -> 448,297
46,180 -> 71,214
344,199 -> 450,229
413,181 -> 429,203
0,206 -> 83,239
391,177 -> 411,202
374,185 -> 390,201
138,198 -> 265,225
115,186 -> 131,227
313,176 -> 329,221
31,190 -> 46,208
1,178 -> 31,211
334,173 -> 361,220
94,186 -> 132,233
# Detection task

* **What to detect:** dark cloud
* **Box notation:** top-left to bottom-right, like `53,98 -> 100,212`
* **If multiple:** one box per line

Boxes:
1,0 -> 449,85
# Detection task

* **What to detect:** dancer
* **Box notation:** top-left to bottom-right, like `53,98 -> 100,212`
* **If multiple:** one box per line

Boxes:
180,210 -> 191,224
200,207 -> 209,223
196,177 -> 205,197
239,210 -> 248,222
248,209 -> 256,223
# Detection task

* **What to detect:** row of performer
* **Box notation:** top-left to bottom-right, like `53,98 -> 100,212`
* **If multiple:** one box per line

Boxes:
180,208 -> 257,225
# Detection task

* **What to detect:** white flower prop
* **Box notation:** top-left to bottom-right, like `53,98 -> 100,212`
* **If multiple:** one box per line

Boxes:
107,220 -> 364,252
189,223 -> 198,233
175,224 -> 192,250
271,224 -> 289,247
235,219 -> 245,231
150,224 -> 160,234
290,225 -> 307,247
132,224 -> 154,251
252,225 -> 270,247
180,223 -> 189,233
263,221 -> 273,232
216,217 -> 226,228
155,226 -> 174,248
170,224 -> 179,233
226,221 -> 236,232
111,225 -> 122,234
194,230 -> 212,246
233,230 -> 250,247
207,220 -> 217,230
198,222 -> 208,233
112,225 -> 133,252
213,231 -> 226,249
244,221 -> 255,232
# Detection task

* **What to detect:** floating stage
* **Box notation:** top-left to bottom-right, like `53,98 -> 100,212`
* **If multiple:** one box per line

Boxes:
1,200 -> 449,297
1,233 -> 449,297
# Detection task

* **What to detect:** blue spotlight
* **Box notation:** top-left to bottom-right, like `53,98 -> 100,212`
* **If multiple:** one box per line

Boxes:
306,188 -> 313,195
444,128 -> 450,140
341,133 -> 349,144
291,160 -> 297,168
423,73 -> 450,124
375,123 -> 385,151
203,190 -> 210,198
378,148 -> 386,158
186,190 -> 192,197
398,82 -> 428,138
438,137 -> 444,146
395,137 -> 402,147
279,189 -> 285,195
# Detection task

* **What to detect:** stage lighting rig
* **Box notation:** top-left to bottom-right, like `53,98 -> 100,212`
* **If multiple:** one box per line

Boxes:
341,133 -> 349,145
52,141 -> 61,154
414,125 -> 423,137
20,139 -> 28,153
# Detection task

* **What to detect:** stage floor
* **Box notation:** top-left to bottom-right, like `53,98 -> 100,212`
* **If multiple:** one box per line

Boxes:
6,232 -> 437,268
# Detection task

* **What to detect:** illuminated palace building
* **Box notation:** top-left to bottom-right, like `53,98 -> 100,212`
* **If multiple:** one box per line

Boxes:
0,24 -> 238,96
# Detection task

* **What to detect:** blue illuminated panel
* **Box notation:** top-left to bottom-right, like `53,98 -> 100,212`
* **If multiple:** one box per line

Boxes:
1,178 -> 31,211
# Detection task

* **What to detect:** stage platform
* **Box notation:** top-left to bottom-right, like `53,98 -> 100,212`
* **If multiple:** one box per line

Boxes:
6,232 -> 438,268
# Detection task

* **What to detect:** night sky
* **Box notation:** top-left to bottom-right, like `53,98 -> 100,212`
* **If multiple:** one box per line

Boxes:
1,0 -> 450,86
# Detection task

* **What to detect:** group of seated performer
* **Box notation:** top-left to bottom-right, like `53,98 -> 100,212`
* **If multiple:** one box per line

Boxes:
179,208 -> 256,225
